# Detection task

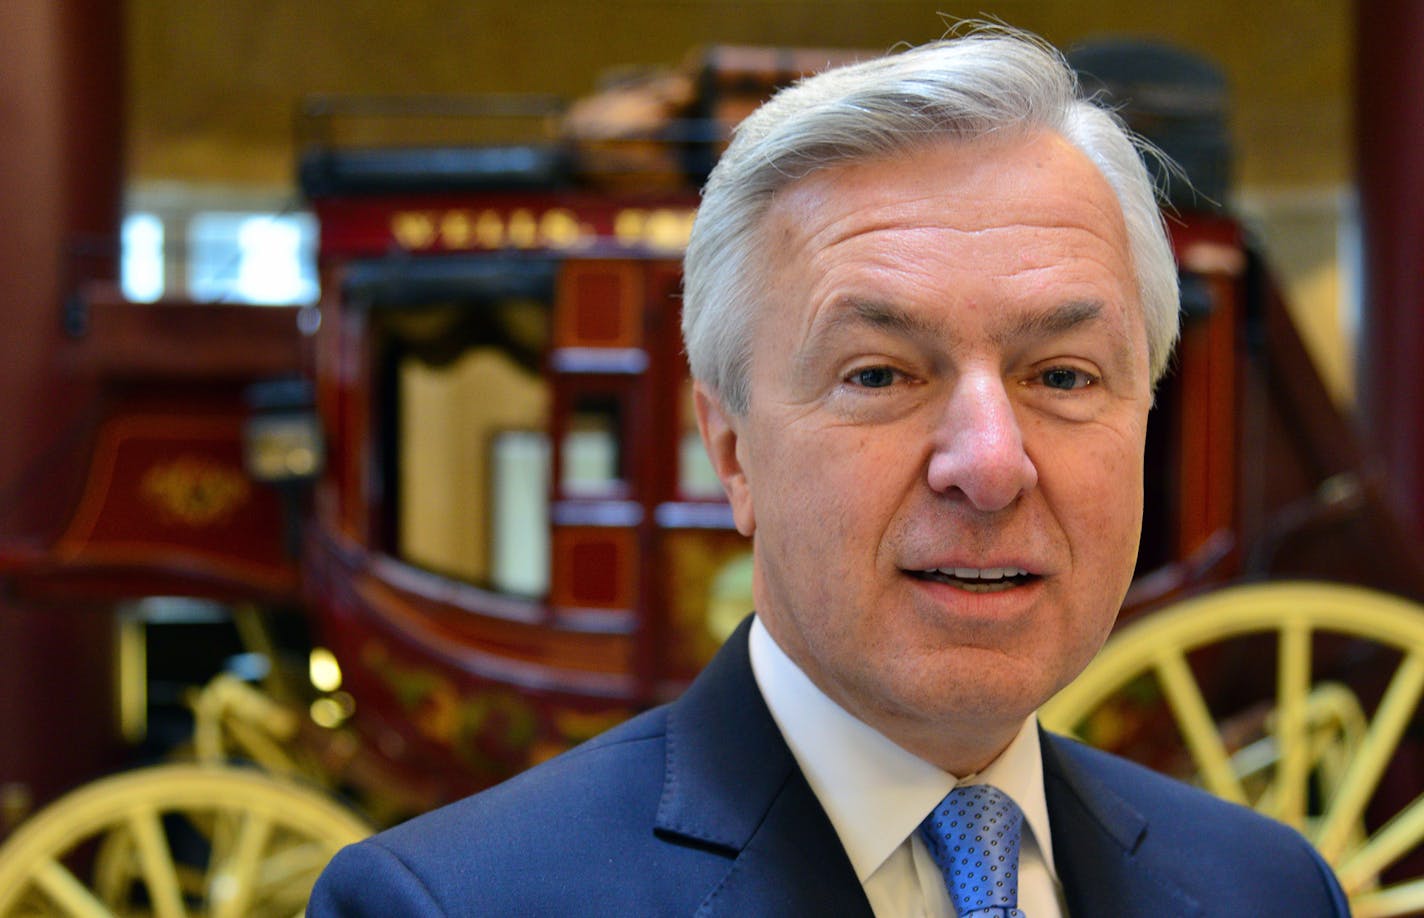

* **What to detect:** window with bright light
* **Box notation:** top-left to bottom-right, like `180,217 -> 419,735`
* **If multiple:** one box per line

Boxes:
121,188 -> 321,307
188,212 -> 318,305
121,212 -> 165,302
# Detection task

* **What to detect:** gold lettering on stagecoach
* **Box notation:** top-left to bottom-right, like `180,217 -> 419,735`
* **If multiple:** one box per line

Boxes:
613,208 -> 695,252
645,208 -> 696,251
476,209 -> 504,247
141,455 -> 251,527
390,206 -> 694,253
507,208 -> 538,248
440,210 -> 474,248
392,211 -> 438,249
540,208 -> 582,248
613,209 -> 644,247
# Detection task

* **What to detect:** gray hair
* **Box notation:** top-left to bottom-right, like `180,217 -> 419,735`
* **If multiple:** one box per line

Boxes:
681,26 -> 1180,414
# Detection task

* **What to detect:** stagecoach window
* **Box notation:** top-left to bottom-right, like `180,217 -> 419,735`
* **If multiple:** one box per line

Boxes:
679,433 -> 724,499
677,380 -> 724,499
393,298 -> 552,593
561,396 -> 622,496
490,430 -> 551,596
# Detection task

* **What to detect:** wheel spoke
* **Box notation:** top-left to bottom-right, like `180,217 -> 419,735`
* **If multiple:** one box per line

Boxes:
0,764 -> 367,918
1153,649 -> 1248,805
1269,620 -> 1313,829
127,808 -> 187,918
1349,876 -> 1424,918
1035,583 -> 1424,912
1316,649 -> 1424,862
1337,792 -> 1424,893
257,838 -> 335,889
32,858 -> 114,918
210,811 -> 275,918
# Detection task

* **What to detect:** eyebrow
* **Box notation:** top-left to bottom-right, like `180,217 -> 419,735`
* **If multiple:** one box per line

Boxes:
991,299 -> 1104,348
812,297 -> 1106,349
822,298 -> 945,341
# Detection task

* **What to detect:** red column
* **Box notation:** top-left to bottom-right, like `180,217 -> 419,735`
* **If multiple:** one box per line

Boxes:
0,0 -> 125,832
1355,0 -> 1424,541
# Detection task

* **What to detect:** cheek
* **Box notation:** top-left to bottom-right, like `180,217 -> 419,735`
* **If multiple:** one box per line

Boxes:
750,428 -> 904,554
1053,436 -> 1145,560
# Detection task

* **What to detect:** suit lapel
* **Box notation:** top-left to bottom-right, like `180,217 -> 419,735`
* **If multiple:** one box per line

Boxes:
1041,732 -> 1202,917
656,617 -> 873,916
652,627 -> 1212,916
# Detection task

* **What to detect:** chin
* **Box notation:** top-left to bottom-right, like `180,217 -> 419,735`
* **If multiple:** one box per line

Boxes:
882,663 -> 1049,729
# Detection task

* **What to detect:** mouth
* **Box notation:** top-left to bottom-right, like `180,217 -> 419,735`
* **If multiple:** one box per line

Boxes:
906,566 -> 1040,594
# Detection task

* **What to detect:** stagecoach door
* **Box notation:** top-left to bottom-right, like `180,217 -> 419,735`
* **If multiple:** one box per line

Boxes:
547,257 -> 751,701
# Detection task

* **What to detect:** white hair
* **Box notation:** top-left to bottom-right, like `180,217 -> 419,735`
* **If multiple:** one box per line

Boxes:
681,26 -> 1180,414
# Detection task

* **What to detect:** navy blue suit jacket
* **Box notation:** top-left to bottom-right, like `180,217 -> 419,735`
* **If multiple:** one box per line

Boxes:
310,618 -> 1349,916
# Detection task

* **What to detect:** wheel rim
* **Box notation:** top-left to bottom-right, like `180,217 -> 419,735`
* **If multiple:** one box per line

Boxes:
1041,581 -> 1424,917
0,764 -> 370,917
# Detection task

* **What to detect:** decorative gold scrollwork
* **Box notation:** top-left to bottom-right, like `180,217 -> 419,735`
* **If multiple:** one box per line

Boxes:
141,455 -> 251,527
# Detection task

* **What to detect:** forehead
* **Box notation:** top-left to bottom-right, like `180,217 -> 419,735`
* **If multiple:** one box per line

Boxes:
753,131 -> 1141,347
765,131 -> 1130,265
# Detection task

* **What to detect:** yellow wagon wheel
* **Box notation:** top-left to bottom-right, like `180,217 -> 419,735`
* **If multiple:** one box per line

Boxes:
1041,580 -> 1424,918
0,763 -> 370,918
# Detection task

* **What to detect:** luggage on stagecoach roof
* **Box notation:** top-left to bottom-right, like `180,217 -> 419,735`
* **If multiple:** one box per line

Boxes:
297,44 -> 878,198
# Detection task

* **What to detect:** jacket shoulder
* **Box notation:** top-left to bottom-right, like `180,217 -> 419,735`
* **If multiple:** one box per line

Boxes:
310,704 -> 734,915
1045,734 -> 1350,915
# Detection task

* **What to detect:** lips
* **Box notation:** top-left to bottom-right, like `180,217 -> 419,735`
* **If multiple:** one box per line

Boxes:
908,566 -> 1039,593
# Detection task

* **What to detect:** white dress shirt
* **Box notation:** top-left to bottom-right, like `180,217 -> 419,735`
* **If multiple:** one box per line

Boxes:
749,617 -> 1066,917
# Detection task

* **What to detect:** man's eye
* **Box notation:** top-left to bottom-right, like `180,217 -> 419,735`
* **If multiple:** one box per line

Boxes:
1041,367 -> 1094,390
850,366 -> 897,388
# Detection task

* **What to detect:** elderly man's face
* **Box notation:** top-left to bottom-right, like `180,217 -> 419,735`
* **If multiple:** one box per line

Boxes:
696,131 -> 1153,773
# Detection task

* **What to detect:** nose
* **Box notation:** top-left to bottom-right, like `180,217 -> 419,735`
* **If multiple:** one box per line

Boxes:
925,372 -> 1038,511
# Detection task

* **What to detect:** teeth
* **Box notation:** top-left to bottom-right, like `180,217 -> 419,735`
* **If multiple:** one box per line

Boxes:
957,580 -> 1014,593
933,567 -> 1029,581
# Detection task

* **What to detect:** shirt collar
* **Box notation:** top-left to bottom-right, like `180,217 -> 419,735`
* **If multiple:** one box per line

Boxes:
748,616 -> 1058,883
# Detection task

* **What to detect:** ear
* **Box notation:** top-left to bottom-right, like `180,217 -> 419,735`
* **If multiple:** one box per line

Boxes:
692,381 -> 755,537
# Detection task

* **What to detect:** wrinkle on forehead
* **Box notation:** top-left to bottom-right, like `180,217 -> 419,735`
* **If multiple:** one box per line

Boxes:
787,191 -> 1130,266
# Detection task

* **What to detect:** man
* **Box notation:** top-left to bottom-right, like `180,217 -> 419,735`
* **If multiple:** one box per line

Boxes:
311,26 -> 1349,916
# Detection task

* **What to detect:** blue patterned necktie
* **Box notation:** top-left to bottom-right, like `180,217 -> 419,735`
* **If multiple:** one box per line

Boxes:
918,784 -> 1026,918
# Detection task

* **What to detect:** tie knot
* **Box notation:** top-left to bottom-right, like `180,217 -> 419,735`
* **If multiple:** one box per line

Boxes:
918,784 -> 1025,918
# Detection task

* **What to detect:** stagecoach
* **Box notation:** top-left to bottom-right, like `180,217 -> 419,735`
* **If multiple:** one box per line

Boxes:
0,43 -> 1421,917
